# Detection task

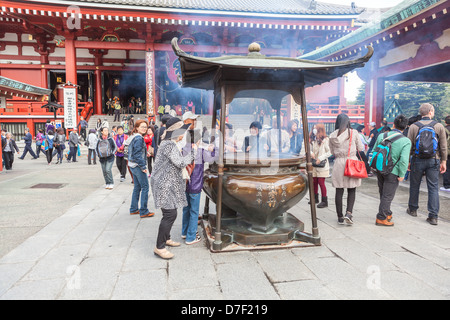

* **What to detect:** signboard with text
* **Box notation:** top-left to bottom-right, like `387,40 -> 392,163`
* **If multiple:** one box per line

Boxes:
64,87 -> 77,129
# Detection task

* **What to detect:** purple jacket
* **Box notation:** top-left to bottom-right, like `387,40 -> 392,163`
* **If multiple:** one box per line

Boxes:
183,145 -> 217,194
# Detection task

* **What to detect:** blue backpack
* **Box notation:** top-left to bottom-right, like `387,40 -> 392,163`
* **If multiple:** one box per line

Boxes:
369,132 -> 405,175
415,121 -> 438,159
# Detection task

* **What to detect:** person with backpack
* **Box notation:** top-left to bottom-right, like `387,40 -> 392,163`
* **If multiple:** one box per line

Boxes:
87,129 -> 98,165
440,115 -> 450,192
96,127 -> 117,189
35,129 -> 45,158
370,115 -> 411,226
407,103 -> 447,225
67,129 -> 79,163
54,127 -> 66,164
44,130 -> 55,165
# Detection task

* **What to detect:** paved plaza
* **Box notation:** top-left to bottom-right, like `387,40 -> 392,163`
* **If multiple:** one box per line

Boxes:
0,149 -> 449,300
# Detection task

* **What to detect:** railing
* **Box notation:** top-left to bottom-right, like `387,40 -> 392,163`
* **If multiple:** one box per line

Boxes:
0,100 -> 90,120
307,104 -> 365,119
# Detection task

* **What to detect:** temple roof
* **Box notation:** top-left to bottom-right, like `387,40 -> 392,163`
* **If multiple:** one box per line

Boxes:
0,76 -> 51,101
299,0 -> 443,60
35,0 -> 364,16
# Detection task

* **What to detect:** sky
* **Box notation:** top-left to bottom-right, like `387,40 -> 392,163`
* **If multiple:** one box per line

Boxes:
321,0 -> 406,101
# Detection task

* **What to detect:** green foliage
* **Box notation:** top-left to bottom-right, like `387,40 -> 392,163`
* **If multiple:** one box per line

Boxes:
351,81 -> 450,123
384,81 -> 450,122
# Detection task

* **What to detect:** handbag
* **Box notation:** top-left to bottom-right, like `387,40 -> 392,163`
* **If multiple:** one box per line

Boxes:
344,129 -> 368,179
312,158 -> 327,168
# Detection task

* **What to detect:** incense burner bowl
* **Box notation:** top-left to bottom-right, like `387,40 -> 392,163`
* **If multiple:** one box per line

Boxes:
203,155 -> 307,232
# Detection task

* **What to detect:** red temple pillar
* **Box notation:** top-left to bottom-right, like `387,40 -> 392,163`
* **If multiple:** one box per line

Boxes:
91,49 -> 105,115
364,76 -> 385,133
65,35 -> 77,85
65,34 -> 78,128
94,68 -> 102,115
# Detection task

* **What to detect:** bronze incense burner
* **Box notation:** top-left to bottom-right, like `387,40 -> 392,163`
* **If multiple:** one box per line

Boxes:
172,38 -> 373,251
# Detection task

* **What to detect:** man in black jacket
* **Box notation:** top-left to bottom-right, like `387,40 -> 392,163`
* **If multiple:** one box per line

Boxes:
19,128 -> 38,160
3,132 -> 20,170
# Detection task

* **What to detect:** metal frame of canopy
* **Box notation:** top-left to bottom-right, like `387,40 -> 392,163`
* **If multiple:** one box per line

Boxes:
171,38 -> 373,251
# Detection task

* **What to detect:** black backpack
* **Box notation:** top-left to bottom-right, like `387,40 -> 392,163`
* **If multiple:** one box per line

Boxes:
414,121 -> 438,159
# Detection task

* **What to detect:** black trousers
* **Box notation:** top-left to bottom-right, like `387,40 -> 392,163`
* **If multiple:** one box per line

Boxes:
88,149 -> 97,164
335,187 -> 356,218
46,148 -> 54,164
3,151 -> 14,169
20,144 -> 37,159
116,156 -> 127,178
67,146 -> 77,162
80,127 -> 87,141
376,172 -> 399,220
443,155 -> 450,188
147,156 -> 153,175
156,208 -> 178,249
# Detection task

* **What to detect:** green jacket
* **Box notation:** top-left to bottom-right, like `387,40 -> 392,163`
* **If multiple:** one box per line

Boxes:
373,130 -> 412,177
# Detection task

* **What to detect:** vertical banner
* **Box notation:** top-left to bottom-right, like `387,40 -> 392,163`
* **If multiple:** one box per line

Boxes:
290,97 -> 301,122
145,50 -> 155,117
64,87 -> 77,129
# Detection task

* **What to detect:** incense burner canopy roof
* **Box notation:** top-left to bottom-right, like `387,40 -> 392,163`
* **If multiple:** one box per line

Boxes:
172,38 -> 373,107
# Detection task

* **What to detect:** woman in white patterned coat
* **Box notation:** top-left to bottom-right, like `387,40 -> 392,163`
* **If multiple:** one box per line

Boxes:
151,117 -> 198,259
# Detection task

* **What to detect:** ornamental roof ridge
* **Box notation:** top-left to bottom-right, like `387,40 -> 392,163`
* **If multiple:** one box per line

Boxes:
29,0 -> 365,16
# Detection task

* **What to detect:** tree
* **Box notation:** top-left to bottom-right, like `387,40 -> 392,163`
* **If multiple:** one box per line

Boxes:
384,81 -> 450,122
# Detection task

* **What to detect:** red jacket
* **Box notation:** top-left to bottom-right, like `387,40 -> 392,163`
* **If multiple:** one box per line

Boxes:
144,134 -> 153,151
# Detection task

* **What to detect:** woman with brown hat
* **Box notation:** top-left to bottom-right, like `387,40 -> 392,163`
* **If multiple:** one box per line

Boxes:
151,117 -> 198,259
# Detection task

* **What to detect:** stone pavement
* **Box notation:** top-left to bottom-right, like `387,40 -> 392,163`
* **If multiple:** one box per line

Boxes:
0,154 -> 449,300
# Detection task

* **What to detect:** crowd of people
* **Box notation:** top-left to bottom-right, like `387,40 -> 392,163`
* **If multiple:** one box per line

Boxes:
1,102 -> 449,259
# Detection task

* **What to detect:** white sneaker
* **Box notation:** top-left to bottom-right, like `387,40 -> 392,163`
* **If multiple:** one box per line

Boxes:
185,233 -> 201,245
108,184 -> 114,189
440,187 -> 450,192
105,184 -> 110,189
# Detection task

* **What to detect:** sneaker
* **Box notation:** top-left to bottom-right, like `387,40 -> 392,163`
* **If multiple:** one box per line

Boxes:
108,184 -> 114,189
105,184 -> 110,189
140,212 -> 155,218
376,218 -> 394,226
344,212 -> 353,225
186,233 -> 201,245
181,235 -> 186,239
120,177 -> 125,182
426,217 -> 438,225
440,187 -> 450,192
338,217 -> 345,225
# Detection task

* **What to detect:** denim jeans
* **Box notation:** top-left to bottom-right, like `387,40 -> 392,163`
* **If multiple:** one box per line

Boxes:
100,157 -> 115,185
182,192 -> 201,242
408,157 -> 440,218
129,166 -> 149,216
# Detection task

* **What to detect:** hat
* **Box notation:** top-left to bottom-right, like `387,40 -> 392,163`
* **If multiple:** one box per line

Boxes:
161,117 -> 191,140
369,122 -> 376,127
182,111 -> 199,121
161,114 -> 173,125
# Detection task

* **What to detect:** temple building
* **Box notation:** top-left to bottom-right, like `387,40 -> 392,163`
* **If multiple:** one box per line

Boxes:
0,0 -> 365,137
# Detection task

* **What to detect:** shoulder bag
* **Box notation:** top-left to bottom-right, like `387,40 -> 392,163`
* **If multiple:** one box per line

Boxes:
344,129 -> 368,179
